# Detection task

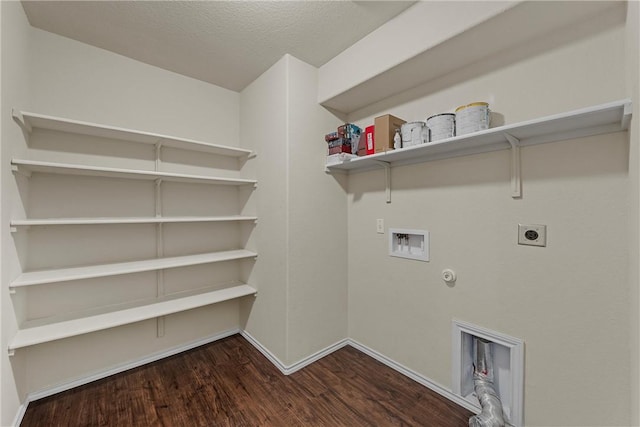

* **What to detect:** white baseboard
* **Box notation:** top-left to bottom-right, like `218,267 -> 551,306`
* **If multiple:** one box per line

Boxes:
18,327 -> 240,422
240,331 -> 478,415
15,329 -> 477,426
240,330 -> 349,375
11,401 -> 28,427
346,339 -> 480,415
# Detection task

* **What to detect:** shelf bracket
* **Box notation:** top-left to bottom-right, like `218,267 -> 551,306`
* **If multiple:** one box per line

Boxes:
155,222 -> 166,338
622,100 -> 633,130
156,317 -> 165,338
154,141 -> 164,172
154,179 -> 163,218
247,151 -> 258,159
11,163 -> 31,178
7,347 -> 15,357
504,132 -> 522,199
9,286 -> 16,295
373,160 -> 392,203
12,108 -> 32,138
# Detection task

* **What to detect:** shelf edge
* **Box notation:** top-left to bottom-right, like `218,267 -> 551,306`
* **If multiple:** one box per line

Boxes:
11,250 -> 258,288
10,158 -> 258,186
9,284 -> 258,351
326,99 -> 633,173
15,109 -> 252,158
10,216 -> 259,227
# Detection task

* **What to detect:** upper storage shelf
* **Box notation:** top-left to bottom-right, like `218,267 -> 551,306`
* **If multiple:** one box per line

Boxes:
318,1 -> 625,114
326,99 -> 632,173
12,109 -> 253,158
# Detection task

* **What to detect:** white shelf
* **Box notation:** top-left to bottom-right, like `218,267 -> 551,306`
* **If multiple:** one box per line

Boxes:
11,159 -> 257,186
327,99 -> 632,172
9,284 -> 257,351
10,215 -> 257,228
11,249 -> 258,288
319,1 -> 624,114
12,109 -> 253,158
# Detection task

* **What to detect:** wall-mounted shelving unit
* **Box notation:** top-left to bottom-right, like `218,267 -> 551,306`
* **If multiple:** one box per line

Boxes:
326,99 -> 632,200
318,2 -> 624,114
9,284 -> 257,352
10,249 -> 257,289
10,215 -> 257,228
9,109 -> 258,353
12,109 -> 254,157
11,159 -> 257,186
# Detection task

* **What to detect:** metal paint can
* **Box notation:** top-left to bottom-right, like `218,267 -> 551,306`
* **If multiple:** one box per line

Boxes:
401,121 -> 427,147
455,102 -> 490,135
426,113 -> 455,141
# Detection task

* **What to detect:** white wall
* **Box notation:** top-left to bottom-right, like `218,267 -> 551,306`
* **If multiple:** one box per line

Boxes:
3,16 -> 250,415
239,57 -> 289,361
29,30 -> 239,144
3,1 -> 638,426
318,1 -> 519,104
625,0 -> 640,423
1,2 -> 31,425
343,5 -> 633,427
285,56 -> 348,363
240,55 -> 347,366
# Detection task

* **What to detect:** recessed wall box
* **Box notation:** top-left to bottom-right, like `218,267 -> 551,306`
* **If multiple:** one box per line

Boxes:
452,320 -> 525,427
389,228 -> 429,261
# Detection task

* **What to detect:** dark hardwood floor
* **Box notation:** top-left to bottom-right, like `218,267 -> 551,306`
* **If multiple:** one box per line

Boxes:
21,334 -> 472,426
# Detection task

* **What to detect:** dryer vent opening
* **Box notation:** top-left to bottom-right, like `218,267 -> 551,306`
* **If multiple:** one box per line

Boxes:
451,320 -> 525,427
469,338 -> 505,427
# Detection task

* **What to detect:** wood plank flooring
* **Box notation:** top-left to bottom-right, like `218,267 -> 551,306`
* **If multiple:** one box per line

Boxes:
21,334 -> 473,426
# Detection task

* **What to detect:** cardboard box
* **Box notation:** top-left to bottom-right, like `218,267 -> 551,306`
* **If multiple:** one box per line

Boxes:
356,134 -> 367,156
328,144 -> 352,155
374,115 -> 405,153
327,137 -> 351,149
337,123 -> 362,140
325,131 -> 339,142
365,125 -> 375,155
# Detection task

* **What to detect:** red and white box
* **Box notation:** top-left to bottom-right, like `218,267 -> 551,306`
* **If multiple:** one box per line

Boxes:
365,125 -> 375,155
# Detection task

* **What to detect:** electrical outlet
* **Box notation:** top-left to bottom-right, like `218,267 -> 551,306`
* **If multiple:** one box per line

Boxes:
376,219 -> 384,234
518,224 -> 546,247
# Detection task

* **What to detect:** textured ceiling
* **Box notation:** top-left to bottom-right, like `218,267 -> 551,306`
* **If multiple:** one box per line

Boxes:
21,1 -> 415,92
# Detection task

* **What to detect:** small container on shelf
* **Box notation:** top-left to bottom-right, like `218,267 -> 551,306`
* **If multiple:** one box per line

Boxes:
327,137 -> 353,155
426,113 -> 455,141
365,125 -> 375,155
393,129 -> 402,149
401,121 -> 428,147
455,102 -> 491,135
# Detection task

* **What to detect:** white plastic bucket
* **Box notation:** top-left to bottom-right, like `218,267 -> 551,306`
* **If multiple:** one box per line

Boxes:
455,102 -> 490,135
427,113 -> 455,141
401,121 -> 428,147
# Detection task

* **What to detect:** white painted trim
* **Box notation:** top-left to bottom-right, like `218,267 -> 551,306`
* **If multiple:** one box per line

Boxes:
451,319 -> 525,427
347,339 -> 480,415
286,339 -> 350,375
240,330 -> 349,375
240,330 -> 289,374
26,328 -> 239,402
11,401 -> 28,427
15,330 -> 482,426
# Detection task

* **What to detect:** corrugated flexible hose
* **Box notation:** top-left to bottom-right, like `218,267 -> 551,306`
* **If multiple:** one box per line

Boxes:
469,338 -> 506,427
